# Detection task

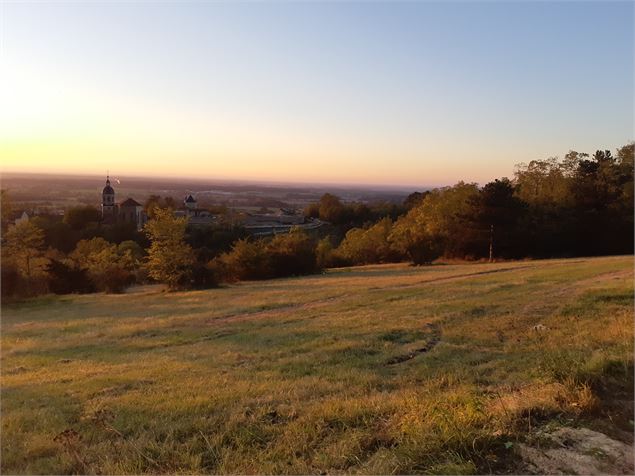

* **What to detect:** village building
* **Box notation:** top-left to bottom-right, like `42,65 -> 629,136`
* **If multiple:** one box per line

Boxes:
119,198 -> 146,228
10,208 -> 64,226
243,209 -> 305,226
101,177 -> 217,228
14,211 -> 30,225
240,209 -> 325,236
98,176 -> 320,234
174,194 -> 217,226
101,176 -> 147,230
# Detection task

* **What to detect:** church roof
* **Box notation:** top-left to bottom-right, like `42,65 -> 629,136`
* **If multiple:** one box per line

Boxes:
185,195 -> 196,203
103,177 -> 115,195
120,198 -> 142,207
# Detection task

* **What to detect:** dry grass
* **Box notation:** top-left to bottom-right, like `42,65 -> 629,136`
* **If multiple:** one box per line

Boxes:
1,256 -> 633,474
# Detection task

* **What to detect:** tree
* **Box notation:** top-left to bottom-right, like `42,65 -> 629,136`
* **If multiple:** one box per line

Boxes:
513,156 -> 579,257
304,202 -> 320,219
144,208 -> 195,290
266,228 -> 317,277
616,143 -> 634,211
471,178 -> 525,261
185,225 -> 249,257
144,195 -> 178,218
2,220 -> 50,297
47,259 -> 93,294
144,195 -> 162,217
389,213 -> 442,265
3,220 -> 47,279
315,236 -> 336,269
84,245 -> 135,293
318,193 -> 347,224
216,238 -> 268,281
118,240 -> 144,261
163,196 -> 177,210
64,206 -> 101,230
403,191 -> 429,210
99,222 -> 145,245
1,189 -> 13,232
70,237 -> 137,293
514,157 -> 573,206
31,215 -> 78,253
71,237 -> 112,263
337,218 -> 397,265
1,261 -> 20,298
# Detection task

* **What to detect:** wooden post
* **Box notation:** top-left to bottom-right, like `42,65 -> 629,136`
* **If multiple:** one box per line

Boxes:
489,224 -> 494,263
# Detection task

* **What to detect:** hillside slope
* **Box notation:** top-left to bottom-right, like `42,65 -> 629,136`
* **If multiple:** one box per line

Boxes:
2,256 -> 633,474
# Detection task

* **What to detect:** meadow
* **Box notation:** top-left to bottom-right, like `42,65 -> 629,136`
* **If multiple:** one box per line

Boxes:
2,256 -> 633,474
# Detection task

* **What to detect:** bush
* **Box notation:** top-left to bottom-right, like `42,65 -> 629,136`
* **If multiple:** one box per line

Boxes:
216,239 -> 270,282
190,261 -> 220,289
315,237 -> 336,269
217,230 -> 320,282
1,262 -> 21,299
266,229 -> 318,277
46,259 -> 94,294
336,218 -> 401,265
407,237 -> 443,265
70,237 -> 139,293
98,266 -> 135,293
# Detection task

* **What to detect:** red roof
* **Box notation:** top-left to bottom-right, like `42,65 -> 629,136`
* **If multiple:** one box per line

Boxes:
120,198 -> 142,207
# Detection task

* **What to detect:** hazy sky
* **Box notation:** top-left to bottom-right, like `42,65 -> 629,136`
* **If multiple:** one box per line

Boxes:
1,1 -> 633,187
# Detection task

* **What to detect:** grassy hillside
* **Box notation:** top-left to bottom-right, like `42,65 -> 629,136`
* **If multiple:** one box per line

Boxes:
2,256 -> 633,474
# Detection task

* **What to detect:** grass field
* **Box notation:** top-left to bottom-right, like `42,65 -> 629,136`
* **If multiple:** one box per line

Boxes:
2,256 -> 633,474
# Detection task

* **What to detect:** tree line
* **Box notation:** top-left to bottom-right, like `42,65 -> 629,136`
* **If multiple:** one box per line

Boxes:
309,144 -> 633,264
1,143 -> 632,299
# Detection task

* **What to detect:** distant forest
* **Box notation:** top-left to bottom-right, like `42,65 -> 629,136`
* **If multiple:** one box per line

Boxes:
1,142 -> 632,299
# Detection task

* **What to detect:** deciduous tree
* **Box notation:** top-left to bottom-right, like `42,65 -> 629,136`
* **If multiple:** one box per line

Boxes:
144,208 -> 195,289
4,220 -> 48,279
64,206 -> 101,230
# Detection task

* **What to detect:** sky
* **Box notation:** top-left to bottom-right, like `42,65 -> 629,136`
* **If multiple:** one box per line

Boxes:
1,1 -> 633,188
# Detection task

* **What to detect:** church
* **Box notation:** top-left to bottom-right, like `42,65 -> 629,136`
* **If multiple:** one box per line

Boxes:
101,176 -> 217,229
101,176 -> 147,230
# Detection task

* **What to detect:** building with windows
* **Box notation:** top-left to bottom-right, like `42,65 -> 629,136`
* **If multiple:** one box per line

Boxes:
100,176 -> 147,230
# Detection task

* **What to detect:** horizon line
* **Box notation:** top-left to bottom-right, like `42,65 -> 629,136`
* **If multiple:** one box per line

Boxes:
0,169 -> 469,192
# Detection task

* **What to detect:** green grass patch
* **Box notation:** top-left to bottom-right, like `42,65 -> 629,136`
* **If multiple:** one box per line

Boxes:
2,256 -> 633,474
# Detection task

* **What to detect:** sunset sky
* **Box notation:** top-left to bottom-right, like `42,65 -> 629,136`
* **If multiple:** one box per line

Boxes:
1,1 -> 633,187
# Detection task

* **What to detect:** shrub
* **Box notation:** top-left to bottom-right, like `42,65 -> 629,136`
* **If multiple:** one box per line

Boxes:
1,262 -> 21,299
216,239 -> 270,282
217,230 -> 320,282
190,261 -> 220,289
266,229 -> 318,277
315,237 -> 336,269
336,218 -> 400,265
70,237 -> 138,293
46,259 -> 94,294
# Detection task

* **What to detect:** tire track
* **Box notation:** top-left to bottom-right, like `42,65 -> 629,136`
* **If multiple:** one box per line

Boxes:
386,322 -> 441,365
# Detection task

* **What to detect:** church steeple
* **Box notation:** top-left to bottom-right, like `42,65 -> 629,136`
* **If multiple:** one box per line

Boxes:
102,174 -> 116,219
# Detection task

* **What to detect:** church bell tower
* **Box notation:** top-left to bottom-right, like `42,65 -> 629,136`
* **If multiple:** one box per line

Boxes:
102,175 -> 116,220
